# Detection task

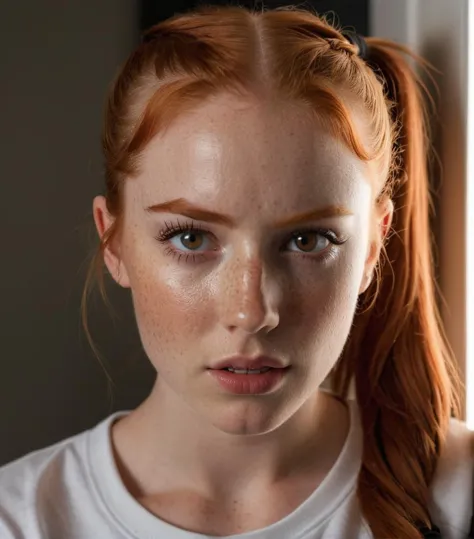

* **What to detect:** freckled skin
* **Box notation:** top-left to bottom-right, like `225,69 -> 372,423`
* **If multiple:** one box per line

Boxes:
93,93 -> 390,525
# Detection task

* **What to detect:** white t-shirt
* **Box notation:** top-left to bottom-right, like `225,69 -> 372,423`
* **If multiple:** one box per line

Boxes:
0,399 -> 472,539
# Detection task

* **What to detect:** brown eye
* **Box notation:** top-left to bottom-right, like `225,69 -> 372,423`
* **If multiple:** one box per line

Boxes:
291,232 -> 330,254
180,231 -> 205,250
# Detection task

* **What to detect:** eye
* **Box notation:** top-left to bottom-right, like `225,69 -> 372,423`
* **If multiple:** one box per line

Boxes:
285,228 -> 345,255
169,229 -> 210,251
287,231 -> 331,254
156,220 -> 215,258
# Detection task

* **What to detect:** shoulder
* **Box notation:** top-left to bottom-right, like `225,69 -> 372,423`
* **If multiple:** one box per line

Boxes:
0,429 -> 87,537
429,417 -> 474,539
0,431 -> 82,479
0,414 -> 119,538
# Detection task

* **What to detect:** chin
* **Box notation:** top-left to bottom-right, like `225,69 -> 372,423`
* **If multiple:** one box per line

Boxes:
207,399 -> 291,436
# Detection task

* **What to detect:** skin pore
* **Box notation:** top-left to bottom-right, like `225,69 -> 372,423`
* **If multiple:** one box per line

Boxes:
93,92 -> 392,535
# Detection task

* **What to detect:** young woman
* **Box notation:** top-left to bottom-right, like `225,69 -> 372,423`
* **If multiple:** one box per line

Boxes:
0,5 -> 471,539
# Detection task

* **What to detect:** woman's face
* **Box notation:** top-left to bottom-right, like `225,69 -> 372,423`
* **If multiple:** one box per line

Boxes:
95,93 -> 386,436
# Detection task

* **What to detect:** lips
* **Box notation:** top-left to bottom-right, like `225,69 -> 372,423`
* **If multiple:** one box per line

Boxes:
210,355 -> 287,371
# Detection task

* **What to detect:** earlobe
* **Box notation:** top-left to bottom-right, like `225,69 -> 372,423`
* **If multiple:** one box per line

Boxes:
358,270 -> 374,295
380,198 -> 394,240
92,196 -> 131,288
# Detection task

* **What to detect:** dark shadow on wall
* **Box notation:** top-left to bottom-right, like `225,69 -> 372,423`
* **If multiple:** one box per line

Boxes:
0,1 -> 154,467
140,0 -> 369,35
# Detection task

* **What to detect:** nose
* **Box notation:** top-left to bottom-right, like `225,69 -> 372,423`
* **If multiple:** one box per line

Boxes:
218,254 -> 280,334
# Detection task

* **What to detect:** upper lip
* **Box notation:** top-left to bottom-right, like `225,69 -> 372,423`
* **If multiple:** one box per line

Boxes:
210,355 -> 288,370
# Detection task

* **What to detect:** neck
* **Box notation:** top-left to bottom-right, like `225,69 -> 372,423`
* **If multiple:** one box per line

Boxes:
111,382 -> 349,500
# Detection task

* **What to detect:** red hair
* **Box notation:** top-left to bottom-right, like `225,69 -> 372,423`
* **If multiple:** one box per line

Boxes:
83,6 -> 462,538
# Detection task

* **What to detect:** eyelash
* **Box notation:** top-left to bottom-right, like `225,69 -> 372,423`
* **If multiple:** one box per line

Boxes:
155,218 -> 347,264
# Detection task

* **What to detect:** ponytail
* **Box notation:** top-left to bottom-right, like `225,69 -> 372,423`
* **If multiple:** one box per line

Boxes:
332,39 -> 462,538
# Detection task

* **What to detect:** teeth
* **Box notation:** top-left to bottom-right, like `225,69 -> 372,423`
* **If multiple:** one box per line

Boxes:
226,367 -> 271,374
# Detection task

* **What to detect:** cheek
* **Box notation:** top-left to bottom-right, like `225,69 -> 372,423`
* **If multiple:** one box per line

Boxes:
124,245 -> 212,367
282,239 -> 368,357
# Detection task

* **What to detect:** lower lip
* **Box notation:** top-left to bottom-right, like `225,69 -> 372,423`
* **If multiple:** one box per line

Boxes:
208,368 -> 288,395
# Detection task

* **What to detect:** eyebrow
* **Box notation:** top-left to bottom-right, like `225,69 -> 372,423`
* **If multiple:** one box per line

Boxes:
145,198 -> 353,229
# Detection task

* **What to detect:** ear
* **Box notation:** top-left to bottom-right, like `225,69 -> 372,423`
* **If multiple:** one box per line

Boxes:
92,196 -> 131,288
359,197 -> 394,295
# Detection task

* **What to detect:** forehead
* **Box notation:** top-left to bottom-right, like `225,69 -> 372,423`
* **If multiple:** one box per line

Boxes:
130,93 -> 373,213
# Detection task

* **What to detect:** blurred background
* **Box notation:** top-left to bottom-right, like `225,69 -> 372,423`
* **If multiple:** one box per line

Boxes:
0,0 -> 470,465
